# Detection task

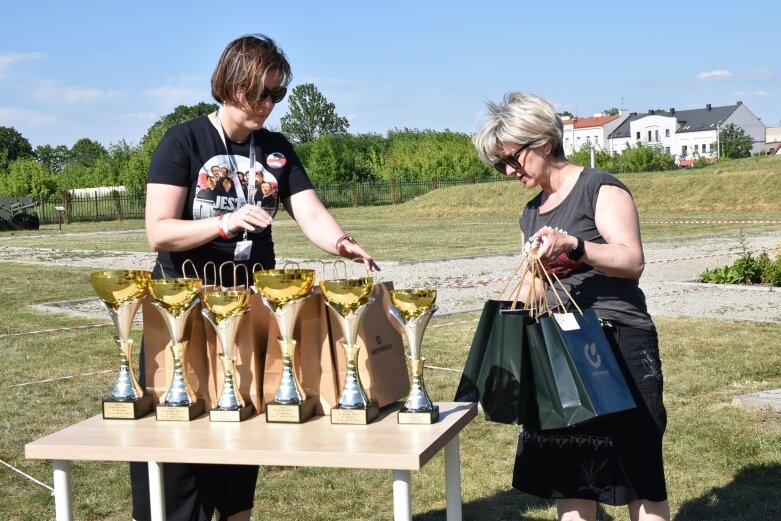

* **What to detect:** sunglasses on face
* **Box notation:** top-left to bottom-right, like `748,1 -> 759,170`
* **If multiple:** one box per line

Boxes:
493,143 -> 531,174
256,86 -> 287,104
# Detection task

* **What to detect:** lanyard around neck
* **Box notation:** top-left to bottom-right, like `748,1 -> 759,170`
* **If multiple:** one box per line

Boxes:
211,108 -> 256,207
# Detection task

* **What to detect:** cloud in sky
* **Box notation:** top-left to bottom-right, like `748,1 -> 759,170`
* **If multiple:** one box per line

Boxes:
0,51 -> 44,77
731,90 -> 771,99
32,80 -> 122,104
0,106 -> 58,126
144,84 -> 206,108
697,69 -> 733,80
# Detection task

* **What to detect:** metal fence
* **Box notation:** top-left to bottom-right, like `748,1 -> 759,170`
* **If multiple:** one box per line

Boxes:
33,175 -> 508,224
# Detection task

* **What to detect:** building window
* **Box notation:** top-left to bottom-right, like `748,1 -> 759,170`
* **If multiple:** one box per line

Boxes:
665,129 -> 670,137
682,145 -> 687,157
665,147 -> 670,154
636,131 -> 640,140
648,131 -> 652,142
694,144 -> 699,153
655,130 -> 659,142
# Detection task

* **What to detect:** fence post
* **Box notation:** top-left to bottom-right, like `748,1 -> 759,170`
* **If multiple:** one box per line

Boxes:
351,182 -> 358,207
94,193 -> 99,220
390,178 -> 397,204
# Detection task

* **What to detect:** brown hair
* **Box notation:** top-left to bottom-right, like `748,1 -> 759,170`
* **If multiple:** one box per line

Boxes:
211,34 -> 292,105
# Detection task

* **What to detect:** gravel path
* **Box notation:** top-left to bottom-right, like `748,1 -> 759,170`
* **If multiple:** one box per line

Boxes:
1,227 -> 779,322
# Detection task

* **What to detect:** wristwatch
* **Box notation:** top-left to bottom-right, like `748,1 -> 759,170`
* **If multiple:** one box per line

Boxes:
567,237 -> 585,260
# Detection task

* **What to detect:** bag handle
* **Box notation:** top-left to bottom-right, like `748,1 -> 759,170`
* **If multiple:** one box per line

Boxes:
504,246 -> 583,318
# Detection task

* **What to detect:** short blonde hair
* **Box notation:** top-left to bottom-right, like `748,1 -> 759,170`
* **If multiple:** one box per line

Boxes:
472,92 -> 565,165
211,34 -> 292,106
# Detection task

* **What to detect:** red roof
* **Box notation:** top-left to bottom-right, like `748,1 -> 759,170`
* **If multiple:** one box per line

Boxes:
572,114 -> 621,129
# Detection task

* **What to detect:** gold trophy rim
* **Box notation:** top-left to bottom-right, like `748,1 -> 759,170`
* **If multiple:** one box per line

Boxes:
90,269 -> 151,308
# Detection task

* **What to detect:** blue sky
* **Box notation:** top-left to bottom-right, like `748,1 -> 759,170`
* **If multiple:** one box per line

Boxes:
1,1 -> 779,149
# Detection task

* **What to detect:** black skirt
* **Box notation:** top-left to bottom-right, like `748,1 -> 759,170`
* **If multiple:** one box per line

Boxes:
513,322 -> 668,505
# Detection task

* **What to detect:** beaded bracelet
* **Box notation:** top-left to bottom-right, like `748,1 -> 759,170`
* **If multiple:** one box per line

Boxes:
335,233 -> 355,253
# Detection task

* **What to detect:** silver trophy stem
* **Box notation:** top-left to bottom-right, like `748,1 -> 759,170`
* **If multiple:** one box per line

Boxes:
151,297 -> 201,406
323,298 -> 375,409
388,305 -> 438,413
217,355 -> 241,409
405,356 -> 434,411
337,342 -> 370,408
259,295 -> 311,404
100,299 -> 143,400
202,308 -> 248,410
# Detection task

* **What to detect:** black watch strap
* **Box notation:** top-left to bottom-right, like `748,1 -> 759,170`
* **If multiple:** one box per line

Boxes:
567,237 -> 585,260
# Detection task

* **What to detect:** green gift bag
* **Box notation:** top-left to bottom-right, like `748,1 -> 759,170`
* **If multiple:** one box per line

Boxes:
526,308 -> 636,430
454,300 -> 535,425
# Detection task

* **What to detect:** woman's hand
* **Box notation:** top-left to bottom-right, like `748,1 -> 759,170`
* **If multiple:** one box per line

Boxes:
227,204 -> 273,234
337,239 -> 381,272
527,226 -> 576,264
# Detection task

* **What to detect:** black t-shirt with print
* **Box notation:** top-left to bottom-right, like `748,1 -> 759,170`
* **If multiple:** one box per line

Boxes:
147,115 -> 314,284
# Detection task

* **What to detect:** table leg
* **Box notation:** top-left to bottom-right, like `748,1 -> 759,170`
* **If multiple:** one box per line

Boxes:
52,460 -> 73,521
392,469 -> 412,521
445,435 -> 462,521
148,461 -> 166,521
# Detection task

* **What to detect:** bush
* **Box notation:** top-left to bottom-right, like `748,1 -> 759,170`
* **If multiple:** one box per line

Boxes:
700,237 -> 781,286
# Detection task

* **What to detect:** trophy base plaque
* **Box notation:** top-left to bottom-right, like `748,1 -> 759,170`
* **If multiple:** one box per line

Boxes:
102,394 -> 153,420
155,400 -> 206,422
331,403 -> 380,425
265,398 -> 317,423
210,404 -> 255,422
398,405 -> 440,425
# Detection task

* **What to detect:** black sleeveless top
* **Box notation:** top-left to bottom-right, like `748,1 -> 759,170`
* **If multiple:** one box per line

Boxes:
520,168 -> 654,329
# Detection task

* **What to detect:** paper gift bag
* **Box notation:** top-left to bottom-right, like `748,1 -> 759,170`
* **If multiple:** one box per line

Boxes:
526,308 -> 635,430
141,294 -> 212,407
201,287 -> 270,415
454,300 -> 535,425
327,281 -> 408,408
261,289 -> 339,415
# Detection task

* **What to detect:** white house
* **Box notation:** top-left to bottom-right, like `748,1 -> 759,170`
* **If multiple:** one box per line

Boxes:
562,112 -> 630,156
605,102 -> 765,164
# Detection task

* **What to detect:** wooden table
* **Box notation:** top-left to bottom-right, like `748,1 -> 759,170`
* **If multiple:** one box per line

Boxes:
25,402 -> 477,521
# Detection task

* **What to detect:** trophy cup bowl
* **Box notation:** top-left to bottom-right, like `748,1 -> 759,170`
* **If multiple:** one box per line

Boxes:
320,277 -> 379,425
253,269 -> 317,423
202,288 -> 254,422
389,288 -> 440,424
148,277 -> 205,421
91,269 -> 153,419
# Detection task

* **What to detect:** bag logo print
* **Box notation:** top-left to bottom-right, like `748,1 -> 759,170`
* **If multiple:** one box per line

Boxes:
584,342 -> 602,368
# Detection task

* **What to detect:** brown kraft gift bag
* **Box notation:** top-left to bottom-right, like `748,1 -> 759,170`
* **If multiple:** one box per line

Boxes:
328,281 -> 409,408
261,289 -> 339,415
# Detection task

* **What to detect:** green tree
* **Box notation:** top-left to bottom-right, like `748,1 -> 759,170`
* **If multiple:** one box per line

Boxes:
69,138 -> 107,168
557,111 -> 575,118
280,83 -> 349,143
568,142 -> 615,170
35,144 -> 71,173
718,123 -> 753,159
0,126 -> 34,170
614,142 -> 676,172
124,102 -> 217,196
0,158 -> 56,197
603,107 -> 619,116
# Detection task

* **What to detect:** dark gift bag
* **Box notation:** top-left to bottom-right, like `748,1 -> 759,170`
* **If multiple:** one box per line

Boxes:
454,300 -> 535,425
526,308 -> 636,430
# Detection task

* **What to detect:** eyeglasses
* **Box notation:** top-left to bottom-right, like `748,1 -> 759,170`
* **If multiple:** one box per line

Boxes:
257,86 -> 287,104
493,143 -> 531,174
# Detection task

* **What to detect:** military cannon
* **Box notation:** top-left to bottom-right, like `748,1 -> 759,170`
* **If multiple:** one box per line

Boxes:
0,197 -> 40,231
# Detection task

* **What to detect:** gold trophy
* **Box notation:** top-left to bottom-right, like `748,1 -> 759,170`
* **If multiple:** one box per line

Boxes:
388,288 -> 440,424
148,276 -> 205,421
91,270 -> 153,419
253,268 -> 317,423
320,277 -> 379,425
202,286 -> 253,422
